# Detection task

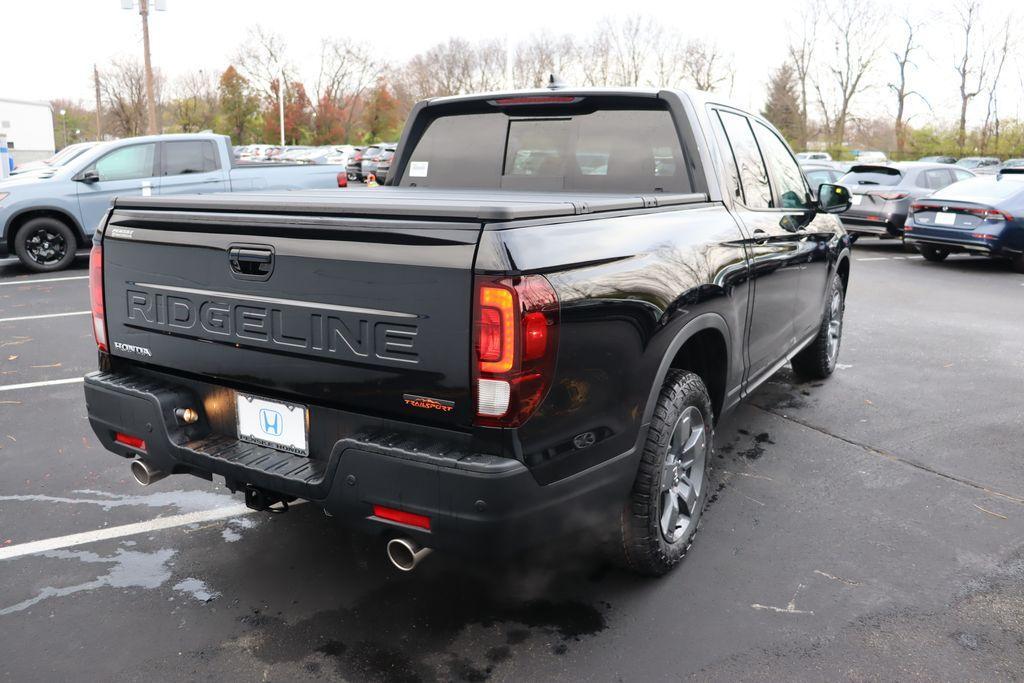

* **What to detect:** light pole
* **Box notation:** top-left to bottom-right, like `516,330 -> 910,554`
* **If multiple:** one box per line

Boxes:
121,0 -> 165,135
59,109 -> 67,149
278,69 -> 286,146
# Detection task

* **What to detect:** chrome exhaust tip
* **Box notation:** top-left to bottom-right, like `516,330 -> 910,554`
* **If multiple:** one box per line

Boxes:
130,459 -> 167,487
386,537 -> 432,572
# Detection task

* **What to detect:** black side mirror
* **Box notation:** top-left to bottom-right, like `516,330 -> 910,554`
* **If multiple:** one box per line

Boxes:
75,169 -> 100,184
818,183 -> 851,214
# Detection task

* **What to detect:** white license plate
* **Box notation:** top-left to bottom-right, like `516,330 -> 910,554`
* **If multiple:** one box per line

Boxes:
935,212 -> 958,226
850,194 -> 862,205
236,394 -> 308,456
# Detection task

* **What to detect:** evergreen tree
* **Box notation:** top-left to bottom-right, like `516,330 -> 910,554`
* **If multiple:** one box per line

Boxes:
762,63 -> 803,150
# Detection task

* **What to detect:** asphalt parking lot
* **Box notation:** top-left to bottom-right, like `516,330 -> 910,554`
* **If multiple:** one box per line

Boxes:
1,241 -> 1022,681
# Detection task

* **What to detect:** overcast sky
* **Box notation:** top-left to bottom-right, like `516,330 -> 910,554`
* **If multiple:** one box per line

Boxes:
5,0 -> 1022,126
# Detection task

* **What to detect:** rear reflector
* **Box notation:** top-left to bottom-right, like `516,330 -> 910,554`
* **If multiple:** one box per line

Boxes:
372,505 -> 431,530
114,432 -> 146,451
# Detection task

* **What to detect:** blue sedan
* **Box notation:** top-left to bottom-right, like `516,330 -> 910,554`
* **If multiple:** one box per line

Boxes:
905,170 -> 1024,273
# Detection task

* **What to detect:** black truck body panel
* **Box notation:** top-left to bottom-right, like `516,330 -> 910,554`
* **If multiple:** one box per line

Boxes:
85,88 -> 851,557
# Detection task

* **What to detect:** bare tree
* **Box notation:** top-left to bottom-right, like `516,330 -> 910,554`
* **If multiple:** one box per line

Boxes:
234,25 -> 293,102
473,39 -> 508,91
681,39 -> 733,92
979,22 -> 1011,154
577,24 -> 615,87
607,15 -> 648,86
514,32 -> 577,88
397,38 -> 508,100
787,0 -> 820,149
952,1 -> 988,154
888,17 -> 925,158
647,29 -> 687,88
813,0 -> 883,148
312,38 -> 381,141
170,70 -> 217,132
102,57 -> 163,137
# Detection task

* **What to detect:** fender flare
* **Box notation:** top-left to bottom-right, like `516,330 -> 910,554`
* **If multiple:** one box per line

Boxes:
640,312 -> 732,426
4,205 -> 88,249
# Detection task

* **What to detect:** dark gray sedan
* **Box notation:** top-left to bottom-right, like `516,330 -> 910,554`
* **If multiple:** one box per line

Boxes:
838,163 -> 975,238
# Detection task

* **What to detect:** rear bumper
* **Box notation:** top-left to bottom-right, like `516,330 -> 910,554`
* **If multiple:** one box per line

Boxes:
904,224 -> 1018,256
841,214 -> 905,237
83,370 -> 636,556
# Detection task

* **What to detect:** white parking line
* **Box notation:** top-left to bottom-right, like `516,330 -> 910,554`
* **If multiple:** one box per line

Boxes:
0,504 -> 254,561
0,275 -> 88,287
856,257 -> 890,261
0,377 -> 85,392
0,310 -> 89,323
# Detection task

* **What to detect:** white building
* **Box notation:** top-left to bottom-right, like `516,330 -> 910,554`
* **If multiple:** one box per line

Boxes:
0,98 -> 56,165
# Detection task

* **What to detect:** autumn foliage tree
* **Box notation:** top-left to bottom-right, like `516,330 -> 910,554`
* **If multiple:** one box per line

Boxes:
216,66 -> 260,144
262,80 -> 312,145
361,81 -> 402,143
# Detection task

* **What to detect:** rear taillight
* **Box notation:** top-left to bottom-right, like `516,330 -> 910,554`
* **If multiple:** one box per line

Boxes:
868,191 -> 909,200
473,275 -> 559,427
336,171 -> 347,188
967,207 -> 1013,221
89,245 -> 107,352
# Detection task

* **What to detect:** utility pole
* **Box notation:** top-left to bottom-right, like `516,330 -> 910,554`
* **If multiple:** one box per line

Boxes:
60,109 -> 68,148
122,0 -> 164,134
93,64 -> 103,140
138,0 -> 158,134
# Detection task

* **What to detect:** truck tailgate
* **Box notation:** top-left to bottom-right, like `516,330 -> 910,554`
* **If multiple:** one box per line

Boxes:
101,206 -> 480,428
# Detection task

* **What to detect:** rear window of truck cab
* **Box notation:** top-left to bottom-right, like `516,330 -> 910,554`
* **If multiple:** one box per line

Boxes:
397,99 -> 692,194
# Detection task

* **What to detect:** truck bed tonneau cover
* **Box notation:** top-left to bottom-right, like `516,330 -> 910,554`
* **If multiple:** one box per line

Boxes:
112,188 -> 709,222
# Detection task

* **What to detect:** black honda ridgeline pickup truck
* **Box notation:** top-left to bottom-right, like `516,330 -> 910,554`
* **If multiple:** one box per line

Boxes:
84,88 -> 852,575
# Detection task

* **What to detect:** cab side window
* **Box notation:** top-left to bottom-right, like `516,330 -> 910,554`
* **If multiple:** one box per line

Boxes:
89,144 -> 157,182
163,141 -> 219,176
717,111 -> 771,208
753,122 -> 812,210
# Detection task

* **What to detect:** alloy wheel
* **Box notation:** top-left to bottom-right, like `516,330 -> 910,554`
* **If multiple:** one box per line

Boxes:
24,228 -> 68,266
659,406 -> 708,544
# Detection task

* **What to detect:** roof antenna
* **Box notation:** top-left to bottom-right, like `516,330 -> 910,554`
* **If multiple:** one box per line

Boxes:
547,73 -> 568,90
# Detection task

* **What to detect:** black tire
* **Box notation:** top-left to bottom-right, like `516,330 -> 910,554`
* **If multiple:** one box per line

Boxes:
917,244 -> 950,262
1010,253 -> 1024,274
792,272 -> 845,380
619,369 -> 714,576
13,217 -> 78,273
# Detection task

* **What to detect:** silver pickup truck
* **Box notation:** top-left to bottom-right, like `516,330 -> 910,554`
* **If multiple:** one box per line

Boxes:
0,133 -> 348,271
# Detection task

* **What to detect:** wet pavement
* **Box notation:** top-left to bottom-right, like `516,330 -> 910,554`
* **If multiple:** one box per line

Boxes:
0,242 -> 1022,681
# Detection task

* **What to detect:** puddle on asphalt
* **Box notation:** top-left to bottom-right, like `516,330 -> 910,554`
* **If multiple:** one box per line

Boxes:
0,488 -> 238,514
0,545 -> 230,615
0,546 -> 175,615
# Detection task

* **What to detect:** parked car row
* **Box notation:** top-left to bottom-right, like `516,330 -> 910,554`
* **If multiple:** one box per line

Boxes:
905,170 -> 1024,272
232,144 -> 358,166
346,143 -> 396,182
799,159 -> 1024,272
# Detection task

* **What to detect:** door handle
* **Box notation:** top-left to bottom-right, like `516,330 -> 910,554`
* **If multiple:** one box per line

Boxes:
751,229 -> 769,245
229,246 -> 274,280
